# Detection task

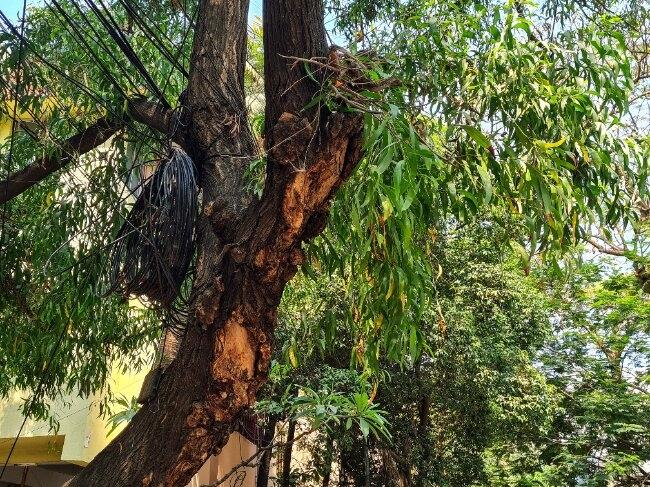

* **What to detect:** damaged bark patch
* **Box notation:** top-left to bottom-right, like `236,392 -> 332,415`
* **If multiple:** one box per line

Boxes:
194,275 -> 224,327
212,310 -> 256,385
269,112 -> 314,166
282,170 -> 308,236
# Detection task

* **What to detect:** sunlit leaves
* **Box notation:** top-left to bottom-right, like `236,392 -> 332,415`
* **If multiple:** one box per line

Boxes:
309,0 -> 650,371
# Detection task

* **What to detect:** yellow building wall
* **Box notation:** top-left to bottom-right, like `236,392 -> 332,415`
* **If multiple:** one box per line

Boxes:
0,362 -> 149,467
0,122 -> 11,142
0,109 -> 151,466
1,99 -> 56,141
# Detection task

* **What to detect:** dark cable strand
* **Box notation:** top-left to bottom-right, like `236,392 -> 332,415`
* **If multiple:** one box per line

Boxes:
48,0 -> 131,101
66,0 -> 141,91
85,0 -> 170,108
117,0 -> 189,78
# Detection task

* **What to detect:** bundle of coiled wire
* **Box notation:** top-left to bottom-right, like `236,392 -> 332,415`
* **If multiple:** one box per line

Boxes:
108,146 -> 198,309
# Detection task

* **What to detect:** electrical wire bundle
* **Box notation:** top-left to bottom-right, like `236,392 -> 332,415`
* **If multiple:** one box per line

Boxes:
108,146 -> 198,307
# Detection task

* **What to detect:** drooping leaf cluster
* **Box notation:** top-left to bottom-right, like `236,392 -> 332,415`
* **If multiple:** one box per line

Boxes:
307,0 -> 650,367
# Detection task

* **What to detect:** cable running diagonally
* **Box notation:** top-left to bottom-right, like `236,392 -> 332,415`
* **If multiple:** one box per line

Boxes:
85,0 -> 171,108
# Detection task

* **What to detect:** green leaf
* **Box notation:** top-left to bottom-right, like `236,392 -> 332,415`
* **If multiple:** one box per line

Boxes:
359,418 -> 370,438
461,125 -> 492,150
476,164 -> 493,204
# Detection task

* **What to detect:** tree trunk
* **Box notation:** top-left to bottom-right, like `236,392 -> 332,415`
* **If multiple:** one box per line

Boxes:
255,416 -> 277,487
67,0 -> 364,485
415,394 -> 431,487
321,434 -> 334,487
280,419 -> 296,487
363,438 -> 370,487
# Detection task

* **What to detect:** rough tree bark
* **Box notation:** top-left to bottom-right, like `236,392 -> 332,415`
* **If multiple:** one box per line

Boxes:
65,0 -> 364,485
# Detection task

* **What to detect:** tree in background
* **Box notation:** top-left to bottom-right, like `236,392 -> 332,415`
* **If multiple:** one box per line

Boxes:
254,226 -> 648,487
530,264 -> 650,486
255,217 -> 556,486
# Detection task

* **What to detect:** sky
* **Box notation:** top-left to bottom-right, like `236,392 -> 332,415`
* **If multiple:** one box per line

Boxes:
1,0 -> 34,21
0,1 -> 337,38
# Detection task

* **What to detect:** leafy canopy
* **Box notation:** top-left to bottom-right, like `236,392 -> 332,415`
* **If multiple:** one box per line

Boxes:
0,0 -> 647,417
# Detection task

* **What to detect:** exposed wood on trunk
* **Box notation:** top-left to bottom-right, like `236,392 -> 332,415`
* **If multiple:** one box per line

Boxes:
66,0 -> 364,484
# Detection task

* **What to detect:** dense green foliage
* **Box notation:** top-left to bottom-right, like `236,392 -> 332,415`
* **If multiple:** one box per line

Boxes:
266,221 -> 649,486
311,0 -> 649,369
531,267 -> 650,486
0,0 -> 192,418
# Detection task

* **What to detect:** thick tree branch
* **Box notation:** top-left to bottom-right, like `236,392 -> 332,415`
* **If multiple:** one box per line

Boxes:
0,99 -> 177,204
0,117 -> 123,204
263,0 -> 328,131
186,0 -> 252,198
127,98 -> 188,148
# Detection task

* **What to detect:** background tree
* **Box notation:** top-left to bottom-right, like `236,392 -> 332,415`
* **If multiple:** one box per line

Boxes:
532,264 -> 650,486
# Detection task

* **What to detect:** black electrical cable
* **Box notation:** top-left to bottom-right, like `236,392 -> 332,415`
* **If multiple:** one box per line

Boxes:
0,7 -> 69,477
67,0 -> 141,91
0,0 -> 28,277
126,0 -> 194,62
0,10 -> 170,166
48,0 -> 131,101
0,33 -> 165,202
117,0 -> 189,78
84,0 -> 170,108
160,4 -> 194,95
0,8 -> 191,474
0,11 -> 124,117
108,146 -> 198,307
